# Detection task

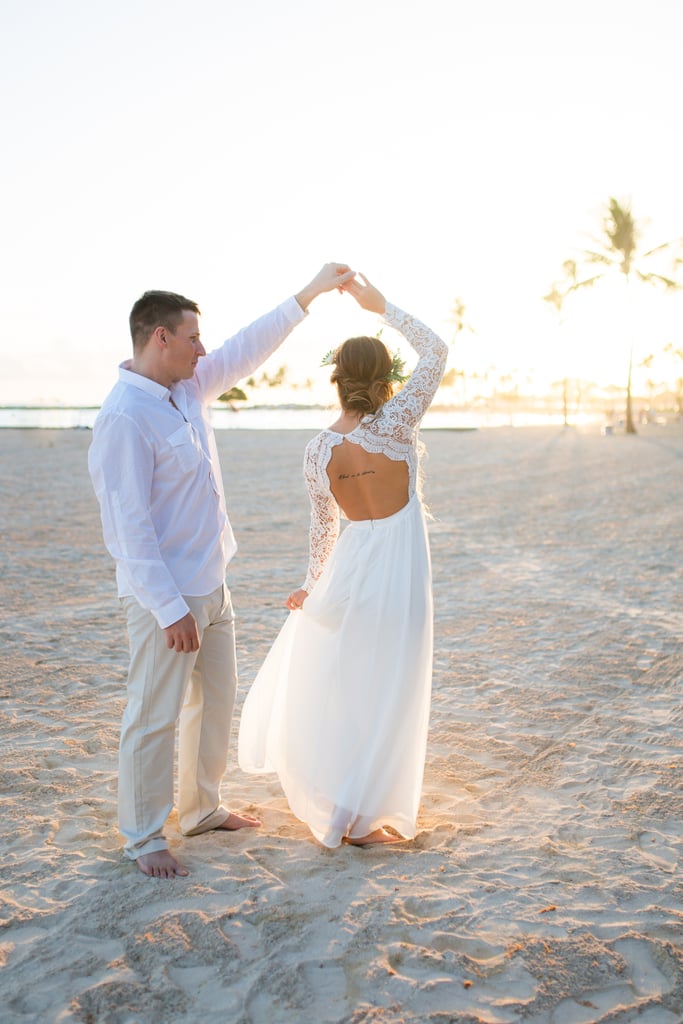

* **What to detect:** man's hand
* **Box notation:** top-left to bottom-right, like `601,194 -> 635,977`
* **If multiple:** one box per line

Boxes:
341,272 -> 386,315
295,263 -> 355,311
164,611 -> 200,653
285,588 -> 309,611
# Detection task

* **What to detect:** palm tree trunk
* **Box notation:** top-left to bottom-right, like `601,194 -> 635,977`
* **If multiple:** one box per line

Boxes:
624,275 -> 637,434
556,310 -> 569,427
625,348 -> 636,432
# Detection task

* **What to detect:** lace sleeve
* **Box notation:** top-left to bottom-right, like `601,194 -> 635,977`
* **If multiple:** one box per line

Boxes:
302,435 -> 340,592
367,303 -> 448,442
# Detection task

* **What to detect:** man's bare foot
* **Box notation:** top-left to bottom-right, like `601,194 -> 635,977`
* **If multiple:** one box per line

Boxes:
215,811 -> 262,831
344,827 -> 406,847
136,850 -> 189,878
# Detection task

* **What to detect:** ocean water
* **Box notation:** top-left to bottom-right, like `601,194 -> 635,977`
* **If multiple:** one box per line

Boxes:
0,405 -> 591,431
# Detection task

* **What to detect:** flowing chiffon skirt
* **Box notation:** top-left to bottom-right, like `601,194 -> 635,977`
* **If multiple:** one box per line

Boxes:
238,493 -> 433,848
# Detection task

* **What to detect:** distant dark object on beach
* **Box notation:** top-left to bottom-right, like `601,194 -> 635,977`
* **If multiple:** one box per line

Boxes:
217,387 -> 248,410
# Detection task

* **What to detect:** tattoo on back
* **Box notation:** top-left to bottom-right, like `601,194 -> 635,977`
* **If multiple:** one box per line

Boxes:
338,470 -> 376,480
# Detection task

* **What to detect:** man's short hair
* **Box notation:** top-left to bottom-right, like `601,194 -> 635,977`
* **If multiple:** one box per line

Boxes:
129,290 -> 201,351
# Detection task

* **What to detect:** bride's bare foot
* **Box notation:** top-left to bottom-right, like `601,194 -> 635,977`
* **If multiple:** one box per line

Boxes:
136,850 -> 189,878
215,811 -> 261,831
344,827 -> 406,847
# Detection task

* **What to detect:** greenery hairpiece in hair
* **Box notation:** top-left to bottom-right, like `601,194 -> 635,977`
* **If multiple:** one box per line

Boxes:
320,345 -> 408,384
385,351 -> 409,384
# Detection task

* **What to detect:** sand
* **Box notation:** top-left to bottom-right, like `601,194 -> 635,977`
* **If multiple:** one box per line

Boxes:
1,423 -> 682,1024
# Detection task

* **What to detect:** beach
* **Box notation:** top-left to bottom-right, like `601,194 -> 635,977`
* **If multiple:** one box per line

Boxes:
1,423 -> 682,1024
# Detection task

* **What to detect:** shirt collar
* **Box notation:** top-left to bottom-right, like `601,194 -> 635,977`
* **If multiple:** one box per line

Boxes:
118,361 -> 171,401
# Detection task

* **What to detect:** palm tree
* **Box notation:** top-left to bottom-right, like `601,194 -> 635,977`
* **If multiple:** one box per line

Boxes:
448,298 -> 476,404
217,385 -> 248,411
544,261 -> 581,426
543,282 -> 569,425
450,297 -> 476,339
562,198 -> 682,433
663,342 -> 683,415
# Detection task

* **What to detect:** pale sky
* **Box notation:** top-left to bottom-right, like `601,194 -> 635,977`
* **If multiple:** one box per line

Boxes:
3,0 -> 683,406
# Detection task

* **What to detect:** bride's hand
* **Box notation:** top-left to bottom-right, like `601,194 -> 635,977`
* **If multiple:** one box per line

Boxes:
295,264 -> 355,310
285,588 -> 309,611
341,273 -> 386,315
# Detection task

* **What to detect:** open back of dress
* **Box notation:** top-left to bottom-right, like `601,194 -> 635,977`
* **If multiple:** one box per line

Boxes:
327,440 -> 409,521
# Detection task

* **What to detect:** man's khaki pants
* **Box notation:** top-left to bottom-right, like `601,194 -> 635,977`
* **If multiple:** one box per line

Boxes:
119,584 -> 236,860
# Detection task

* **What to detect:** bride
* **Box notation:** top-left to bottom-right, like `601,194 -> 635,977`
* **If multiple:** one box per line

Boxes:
238,273 -> 448,847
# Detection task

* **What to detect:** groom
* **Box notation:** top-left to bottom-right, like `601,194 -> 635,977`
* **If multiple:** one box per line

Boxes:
89,263 -> 353,878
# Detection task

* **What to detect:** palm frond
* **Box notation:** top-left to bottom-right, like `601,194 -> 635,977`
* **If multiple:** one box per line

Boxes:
581,249 -> 616,267
562,259 -> 579,285
640,239 -> 679,259
604,197 -> 639,263
543,285 -> 564,311
569,270 -> 609,291
636,270 -> 683,290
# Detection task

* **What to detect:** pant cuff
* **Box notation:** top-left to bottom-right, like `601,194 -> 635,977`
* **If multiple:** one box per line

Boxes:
123,837 -> 169,861
181,804 -> 230,836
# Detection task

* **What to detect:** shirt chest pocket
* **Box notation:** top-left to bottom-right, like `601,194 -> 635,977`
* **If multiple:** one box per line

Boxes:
167,423 -> 204,474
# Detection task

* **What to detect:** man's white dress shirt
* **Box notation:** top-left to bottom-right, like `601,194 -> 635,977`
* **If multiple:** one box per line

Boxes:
88,296 -> 305,628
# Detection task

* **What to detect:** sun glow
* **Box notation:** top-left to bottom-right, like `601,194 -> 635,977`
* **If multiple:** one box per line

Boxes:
2,1 -> 683,412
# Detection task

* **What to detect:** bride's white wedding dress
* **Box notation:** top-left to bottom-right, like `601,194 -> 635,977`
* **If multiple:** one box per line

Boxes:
238,304 -> 448,847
